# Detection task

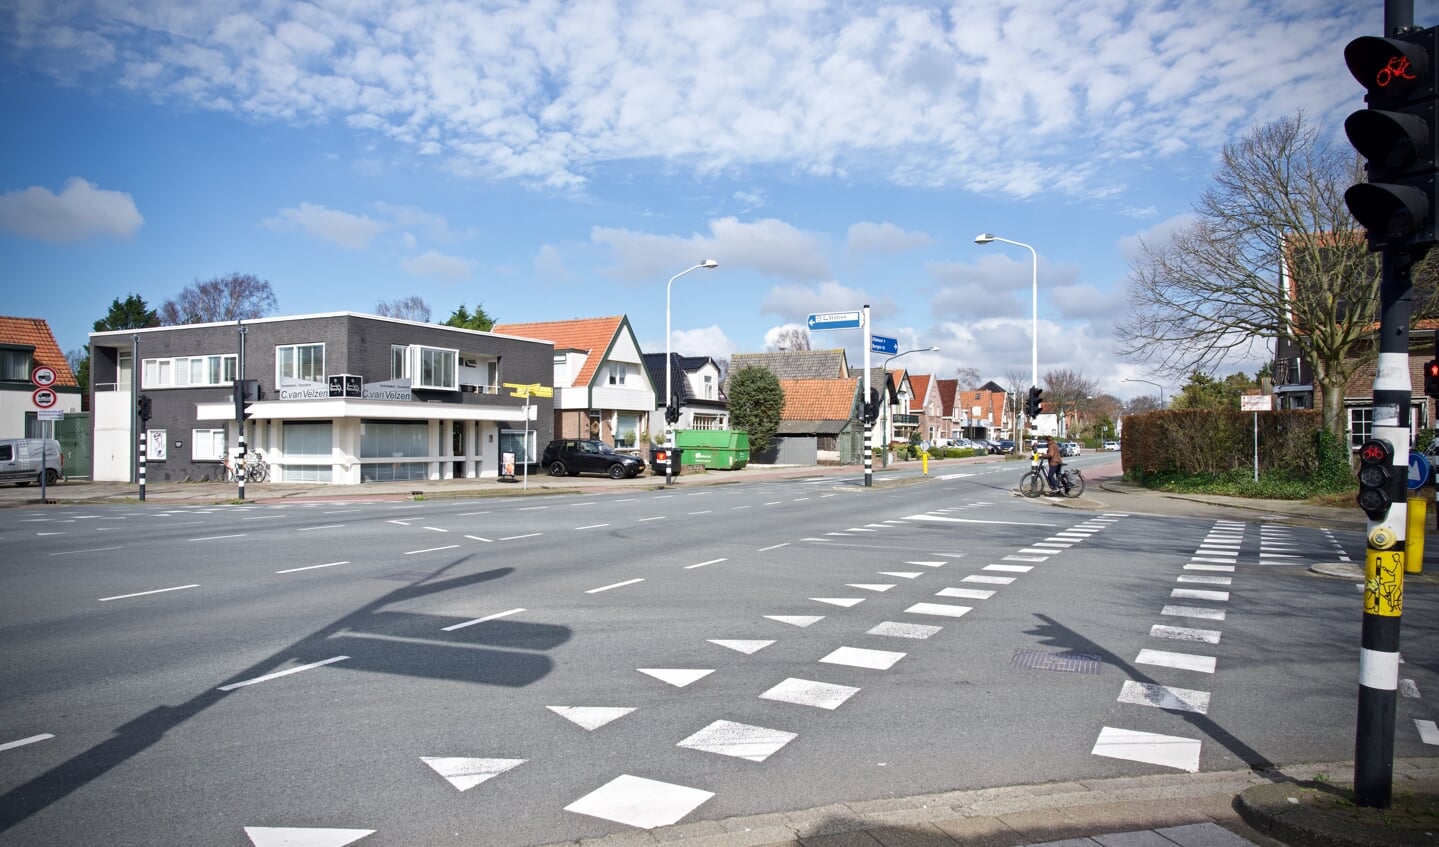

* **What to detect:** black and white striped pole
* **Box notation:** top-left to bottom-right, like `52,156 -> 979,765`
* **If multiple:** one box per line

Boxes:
862,304 -> 873,488
137,430 -> 147,502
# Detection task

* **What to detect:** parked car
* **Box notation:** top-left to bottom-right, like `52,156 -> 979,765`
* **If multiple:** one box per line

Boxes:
541,439 -> 646,479
1102,440 -> 1121,451
0,438 -> 62,486
1060,441 -> 1081,457
996,439 -> 1016,454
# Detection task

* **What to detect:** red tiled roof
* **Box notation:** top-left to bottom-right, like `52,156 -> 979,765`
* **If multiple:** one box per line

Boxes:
0,316 -> 77,387
908,373 -> 932,412
936,379 -> 958,416
492,316 -> 625,389
779,378 -> 857,420
957,388 -> 1007,427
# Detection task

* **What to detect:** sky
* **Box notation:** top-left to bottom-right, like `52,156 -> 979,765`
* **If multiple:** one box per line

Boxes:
1,0 -> 1429,402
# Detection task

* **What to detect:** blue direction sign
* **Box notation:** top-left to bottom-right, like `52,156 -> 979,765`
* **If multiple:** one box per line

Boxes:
807,310 -> 862,331
870,334 -> 899,355
1409,450 -> 1431,490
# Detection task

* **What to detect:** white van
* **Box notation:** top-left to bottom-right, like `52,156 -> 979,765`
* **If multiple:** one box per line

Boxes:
0,438 -> 63,486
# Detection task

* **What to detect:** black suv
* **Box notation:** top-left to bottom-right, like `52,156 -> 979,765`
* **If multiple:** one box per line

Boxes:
541,439 -> 646,479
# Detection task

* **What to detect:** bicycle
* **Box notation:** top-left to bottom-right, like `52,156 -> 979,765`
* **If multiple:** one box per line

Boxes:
224,451 -> 269,483
1019,456 -> 1084,499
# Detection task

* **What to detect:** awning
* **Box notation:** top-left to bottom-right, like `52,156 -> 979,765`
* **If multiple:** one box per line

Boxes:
195,399 -> 530,423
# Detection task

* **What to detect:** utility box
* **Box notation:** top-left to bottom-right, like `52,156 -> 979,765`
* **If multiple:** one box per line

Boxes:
676,430 -> 750,470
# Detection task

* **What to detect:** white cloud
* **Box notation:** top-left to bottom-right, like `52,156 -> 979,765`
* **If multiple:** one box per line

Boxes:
8,2 -> 1374,199
759,280 -> 896,327
1118,212 -> 1199,261
0,177 -> 142,243
401,250 -> 472,281
592,216 -> 828,283
845,221 -> 931,259
261,202 -> 384,250
670,325 -> 737,360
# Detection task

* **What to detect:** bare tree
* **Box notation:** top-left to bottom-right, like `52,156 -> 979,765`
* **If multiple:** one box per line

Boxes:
1115,112 -> 1437,435
953,366 -> 982,390
1125,395 -> 1164,414
1043,367 -> 1099,435
1002,367 -> 1029,443
159,273 -> 278,324
375,296 -> 432,322
768,327 -> 811,352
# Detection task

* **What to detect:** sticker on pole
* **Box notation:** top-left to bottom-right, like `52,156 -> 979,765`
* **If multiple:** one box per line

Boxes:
1409,450 -> 1431,490
31,387 -> 58,409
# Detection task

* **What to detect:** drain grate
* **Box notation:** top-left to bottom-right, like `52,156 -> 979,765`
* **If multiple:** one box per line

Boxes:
1010,648 -> 1102,674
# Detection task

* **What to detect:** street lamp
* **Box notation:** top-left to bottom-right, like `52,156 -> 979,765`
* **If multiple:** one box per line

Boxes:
665,259 -> 719,487
1122,377 -> 1165,408
974,234 -> 1038,392
881,346 -> 939,454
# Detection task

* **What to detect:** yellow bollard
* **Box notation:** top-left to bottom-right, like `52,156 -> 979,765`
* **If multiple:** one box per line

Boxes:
1407,496 -> 1426,574
922,452 -> 929,476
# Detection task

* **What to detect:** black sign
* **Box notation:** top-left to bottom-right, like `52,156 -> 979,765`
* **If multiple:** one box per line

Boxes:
328,374 -> 363,398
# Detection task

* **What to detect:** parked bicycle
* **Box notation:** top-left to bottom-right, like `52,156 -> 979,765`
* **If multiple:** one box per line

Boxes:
223,451 -> 269,483
1019,452 -> 1084,498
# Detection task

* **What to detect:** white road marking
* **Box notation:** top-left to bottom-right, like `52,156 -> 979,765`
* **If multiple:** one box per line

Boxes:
548,706 -> 635,730
1092,726 -> 1200,772
987,564 -> 1033,573
812,597 -> 864,607
465,535 -> 493,543
868,621 -> 943,639
906,514 -> 1053,526
218,656 -> 348,691
564,774 -> 714,829
1162,605 -> 1226,621
765,615 -> 824,627
277,561 -> 349,574
685,558 -> 727,569
297,525 -> 345,532
500,533 -> 541,541
99,584 -> 199,602
243,826 -> 375,846
637,516 -> 666,522
1171,588 -> 1230,601
0,733 -> 54,752
638,668 -> 713,687
1150,624 -> 1222,644
962,575 -> 1015,585
588,578 -> 644,593
49,546 -> 123,556
423,526 -> 449,533
757,543 -> 790,551
905,602 -> 972,618
936,587 -> 995,600
846,583 -> 895,592
575,524 -> 611,530
1401,678 -> 1421,698
879,571 -> 923,579
906,560 -> 947,567
1177,575 -> 1232,585
1136,649 -> 1216,673
1118,680 -> 1211,714
443,608 -> 526,632
421,756 -> 525,791
760,677 -> 860,710
821,646 -> 905,670
189,534 -> 245,541
1417,720 -> 1439,745
708,639 -> 774,654
1185,564 -> 1235,572
678,720 -> 797,761
405,544 -> 460,555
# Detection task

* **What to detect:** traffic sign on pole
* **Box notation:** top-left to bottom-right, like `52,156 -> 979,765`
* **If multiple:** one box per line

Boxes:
31,366 -> 57,387
32,387 -> 58,408
807,311 -> 862,331
870,334 -> 899,355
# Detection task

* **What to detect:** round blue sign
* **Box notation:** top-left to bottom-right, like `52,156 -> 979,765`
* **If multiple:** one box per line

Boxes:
1408,449 -> 1431,490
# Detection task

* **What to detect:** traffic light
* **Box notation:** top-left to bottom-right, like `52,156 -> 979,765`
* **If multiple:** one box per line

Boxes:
1343,28 -> 1439,252
233,379 -> 253,421
1427,359 -> 1439,398
137,394 -> 152,422
665,403 -> 680,425
1356,438 -> 1396,520
862,387 -> 880,424
1025,386 -> 1043,418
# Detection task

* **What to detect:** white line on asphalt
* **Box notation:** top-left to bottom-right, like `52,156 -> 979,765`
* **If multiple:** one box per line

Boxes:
764,501 -> 782,505
242,515 -> 284,521
1150,624 -> 1222,644
587,578 -> 644,593
637,516 -> 665,522
465,535 -> 493,542
688,510 -> 712,515
386,520 -> 412,526
757,543 -> 789,551
443,607 -> 526,631
519,506 -> 548,511
323,509 -> 361,514
0,733 -> 54,752
904,514 -> 1055,527
500,533 -> 541,541
276,561 -> 349,574
423,526 -> 449,533
189,534 -> 245,541
457,511 -> 491,516
575,524 -> 611,530
217,656 -> 348,691
99,584 -> 199,602
296,525 -> 345,532
1136,649 -> 1216,673
793,497 -> 809,501
685,558 -> 727,569
49,546 -> 123,556
732,505 -> 751,510
405,545 -> 460,555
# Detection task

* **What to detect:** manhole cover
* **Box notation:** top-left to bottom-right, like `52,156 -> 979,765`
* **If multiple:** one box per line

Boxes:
1010,648 -> 1102,674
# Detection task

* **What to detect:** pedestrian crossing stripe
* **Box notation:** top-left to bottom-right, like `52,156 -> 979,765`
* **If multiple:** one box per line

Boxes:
1092,726 -> 1201,772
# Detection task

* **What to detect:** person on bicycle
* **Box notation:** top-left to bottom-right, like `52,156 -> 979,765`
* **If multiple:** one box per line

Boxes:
1044,438 -> 1066,494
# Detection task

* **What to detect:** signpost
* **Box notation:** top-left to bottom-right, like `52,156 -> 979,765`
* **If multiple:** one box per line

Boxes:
31,367 -> 59,500
870,334 -> 898,355
504,383 -> 553,490
807,311 -> 862,331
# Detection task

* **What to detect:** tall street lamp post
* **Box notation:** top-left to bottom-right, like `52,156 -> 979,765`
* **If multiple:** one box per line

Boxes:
1123,377 -> 1166,409
974,234 -> 1038,391
665,259 -> 719,487
881,346 -> 939,457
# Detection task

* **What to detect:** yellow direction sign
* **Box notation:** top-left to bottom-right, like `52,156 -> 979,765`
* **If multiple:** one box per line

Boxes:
503,382 -> 554,398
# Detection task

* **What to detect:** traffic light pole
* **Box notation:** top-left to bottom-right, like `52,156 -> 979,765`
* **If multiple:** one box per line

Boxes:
863,305 -> 873,488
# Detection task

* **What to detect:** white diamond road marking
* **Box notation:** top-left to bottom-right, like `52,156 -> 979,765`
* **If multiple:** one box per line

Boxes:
1118,681 -> 1211,714
708,639 -> 775,654
1170,588 -> 1230,602
963,575 -> 1015,585
1162,605 -> 1226,621
986,564 -> 1033,573
1136,649 -> 1217,674
1401,679 -> 1421,698
421,756 -> 526,791
244,827 -> 376,847
677,720 -> 797,762
1418,720 -> 1439,745
765,615 -> 824,627
1092,726 -> 1201,773
760,678 -> 860,710
638,668 -> 713,687
548,706 -> 636,730
820,646 -> 906,670
879,571 -> 923,579
564,774 -> 714,829
868,621 -> 943,639
812,597 -> 864,607
1151,624 -> 1222,644
936,587 -> 996,600
905,602 -> 972,618
846,583 -> 895,592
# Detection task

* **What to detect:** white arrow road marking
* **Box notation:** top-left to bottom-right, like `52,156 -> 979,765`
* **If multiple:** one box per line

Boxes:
548,706 -> 636,731
1091,726 -> 1200,773
765,615 -> 824,627
708,639 -> 774,654
244,826 -> 375,846
421,756 -> 526,791
565,774 -> 714,829
677,720 -> 797,762
638,668 -> 713,687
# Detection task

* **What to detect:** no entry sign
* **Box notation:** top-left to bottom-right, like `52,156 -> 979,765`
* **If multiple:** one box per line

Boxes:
32,387 -> 58,408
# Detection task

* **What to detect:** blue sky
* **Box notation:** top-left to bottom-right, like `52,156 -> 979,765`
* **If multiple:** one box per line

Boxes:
0,0 -> 1422,401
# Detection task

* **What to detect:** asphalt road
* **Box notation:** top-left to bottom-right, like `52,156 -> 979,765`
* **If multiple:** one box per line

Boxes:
1,455 -> 1433,847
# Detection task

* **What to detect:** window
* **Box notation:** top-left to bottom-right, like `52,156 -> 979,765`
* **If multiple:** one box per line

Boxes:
142,354 -> 237,388
415,346 -> 457,390
282,421 -> 333,483
392,345 -> 408,380
0,348 -> 32,381
615,413 -> 640,448
277,343 -> 325,383
192,428 -> 227,461
703,374 -> 714,399
608,364 -> 626,385
361,421 -> 428,458
1349,406 -> 1372,449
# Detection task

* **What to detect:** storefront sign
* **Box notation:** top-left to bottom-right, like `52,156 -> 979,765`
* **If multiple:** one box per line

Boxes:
361,378 -> 412,401
278,378 -> 330,400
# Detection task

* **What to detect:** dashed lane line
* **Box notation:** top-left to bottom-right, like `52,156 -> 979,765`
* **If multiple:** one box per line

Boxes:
99,584 -> 199,602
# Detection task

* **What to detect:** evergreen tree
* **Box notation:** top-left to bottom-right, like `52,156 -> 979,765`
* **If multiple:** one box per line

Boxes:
727,365 -> 785,454
93,294 -> 159,331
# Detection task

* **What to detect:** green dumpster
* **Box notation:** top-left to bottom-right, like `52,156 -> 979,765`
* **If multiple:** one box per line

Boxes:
675,430 -> 750,470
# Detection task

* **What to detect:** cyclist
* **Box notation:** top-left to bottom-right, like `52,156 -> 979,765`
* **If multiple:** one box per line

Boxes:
1044,438 -> 1068,495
